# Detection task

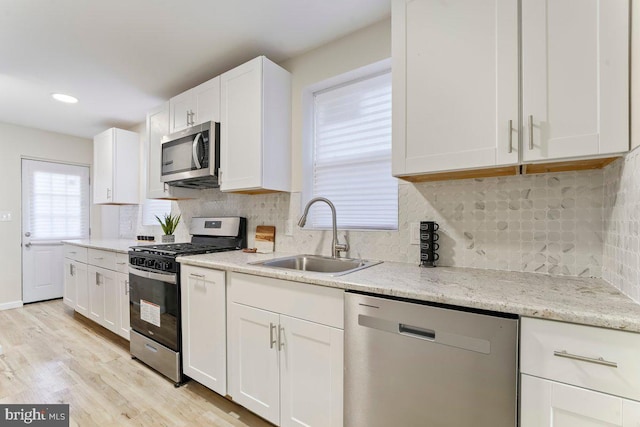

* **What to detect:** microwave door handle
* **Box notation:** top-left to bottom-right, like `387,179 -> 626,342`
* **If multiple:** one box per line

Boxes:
192,133 -> 202,169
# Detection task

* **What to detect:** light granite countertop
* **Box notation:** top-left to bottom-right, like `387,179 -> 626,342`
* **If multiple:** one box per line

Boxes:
62,239 -> 144,254
177,251 -> 640,333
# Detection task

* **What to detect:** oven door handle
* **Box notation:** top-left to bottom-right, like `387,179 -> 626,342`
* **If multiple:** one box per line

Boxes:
129,266 -> 177,285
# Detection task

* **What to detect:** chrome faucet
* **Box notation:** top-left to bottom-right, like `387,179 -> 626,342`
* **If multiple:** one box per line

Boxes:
298,197 -> 349,258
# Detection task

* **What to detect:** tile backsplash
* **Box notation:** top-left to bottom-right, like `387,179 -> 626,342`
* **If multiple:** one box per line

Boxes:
123,168 -> 605,278
603,147 -> 640,303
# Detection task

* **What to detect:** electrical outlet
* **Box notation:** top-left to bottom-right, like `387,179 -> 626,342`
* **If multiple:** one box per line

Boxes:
410,222 -> 420,245
0,211 -> 12,222
285,219 -> 293,236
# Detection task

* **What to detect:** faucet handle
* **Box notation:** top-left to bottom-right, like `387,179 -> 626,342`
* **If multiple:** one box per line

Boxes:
335,242 -> 349,255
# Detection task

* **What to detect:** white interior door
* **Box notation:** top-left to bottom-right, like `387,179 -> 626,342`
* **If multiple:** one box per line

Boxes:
22,159 -> 90,303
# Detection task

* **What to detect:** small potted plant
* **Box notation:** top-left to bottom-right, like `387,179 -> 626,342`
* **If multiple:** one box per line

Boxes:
156,213 -> 181,243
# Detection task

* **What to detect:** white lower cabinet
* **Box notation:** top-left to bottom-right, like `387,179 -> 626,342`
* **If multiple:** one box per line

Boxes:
63,245 -> 88,314
279,314 -> 343,427
74,262 -> 89,317
116,272 -> 130,340
63,244 -> 130,340
63,259 -> 76,308
228,272 -> 344,427
180,265 -> 227,396
521,375 -> 640,426
520,317 -> 640,426
229,303 -> 280,422
88,265 -> 118,334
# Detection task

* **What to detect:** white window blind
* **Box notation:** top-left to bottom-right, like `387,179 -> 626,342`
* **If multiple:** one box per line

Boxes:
23,160 -> 90,240
142,199 -> 172,226
308,70 -> 397,230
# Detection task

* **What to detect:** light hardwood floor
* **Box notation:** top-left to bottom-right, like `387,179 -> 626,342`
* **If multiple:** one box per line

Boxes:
0,300 -> 273,427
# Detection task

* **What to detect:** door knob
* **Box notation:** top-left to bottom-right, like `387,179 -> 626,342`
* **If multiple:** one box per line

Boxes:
25,242 -> 31,248
24,232 -> 31,237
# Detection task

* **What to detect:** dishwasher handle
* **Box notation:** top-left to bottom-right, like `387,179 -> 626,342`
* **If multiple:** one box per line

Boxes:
357,313 -> 491,354
399,323 -> 435,341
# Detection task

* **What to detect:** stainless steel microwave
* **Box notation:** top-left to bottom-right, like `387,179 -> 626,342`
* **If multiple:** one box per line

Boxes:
161,121 -> 220,188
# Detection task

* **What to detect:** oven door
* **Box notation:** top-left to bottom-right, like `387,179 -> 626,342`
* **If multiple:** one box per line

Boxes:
129,266 -> 180,351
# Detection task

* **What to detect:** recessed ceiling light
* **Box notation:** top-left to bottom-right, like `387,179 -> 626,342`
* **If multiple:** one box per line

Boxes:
51,93 -> 78,104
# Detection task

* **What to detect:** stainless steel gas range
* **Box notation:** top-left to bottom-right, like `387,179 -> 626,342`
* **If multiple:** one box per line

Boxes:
128,216 -> 246,386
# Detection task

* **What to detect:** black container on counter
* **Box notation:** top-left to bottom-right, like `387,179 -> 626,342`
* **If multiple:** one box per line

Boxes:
419,221 -> 439,268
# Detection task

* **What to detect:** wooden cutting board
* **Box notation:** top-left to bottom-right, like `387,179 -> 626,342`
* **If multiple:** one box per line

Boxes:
255,225 -> 275,253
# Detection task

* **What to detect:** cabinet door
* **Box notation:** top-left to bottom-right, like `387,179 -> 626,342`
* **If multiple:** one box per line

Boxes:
116,272 -> 130,340
74,262 -> 89,317
87,266 -> 104,323
63,259 -> 75,308
228,302 -> 280,425
169,90 -> 193,133
193,77 -> 220,125
623,400 -> 640,426
93,130 -> 113,203
101,268 -> 118,334
220,57 -> 263,191
146,103 -> 169,199
522,0 -> 629,162
392,0 -> 519,176
181,266 -> 226,395
521,374 -> 626,426
280,315 -> 343,427
112,129 -> 140,204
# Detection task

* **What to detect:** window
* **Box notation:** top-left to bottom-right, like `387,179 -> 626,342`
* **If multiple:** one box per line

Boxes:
142,199 -> 172,226
23,159 -> 90,240
304,62 -> 397,230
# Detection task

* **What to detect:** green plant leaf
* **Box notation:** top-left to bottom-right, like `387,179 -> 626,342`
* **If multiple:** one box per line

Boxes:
156,213 -> 181,235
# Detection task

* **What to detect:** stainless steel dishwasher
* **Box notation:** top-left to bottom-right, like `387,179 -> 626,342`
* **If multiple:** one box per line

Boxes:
345,292 -> 518,427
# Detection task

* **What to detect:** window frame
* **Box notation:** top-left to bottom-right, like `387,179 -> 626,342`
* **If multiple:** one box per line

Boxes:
301,58 -> 397,231
141,199 -> 172,227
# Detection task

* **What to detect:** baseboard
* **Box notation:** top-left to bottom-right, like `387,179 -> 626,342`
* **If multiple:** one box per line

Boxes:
0,300 -> 23,311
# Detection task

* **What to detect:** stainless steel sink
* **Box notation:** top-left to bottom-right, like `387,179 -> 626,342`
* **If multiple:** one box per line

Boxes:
250,254 -> 381,276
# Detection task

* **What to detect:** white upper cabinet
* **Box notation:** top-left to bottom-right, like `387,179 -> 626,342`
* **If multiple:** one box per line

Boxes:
219,56 -> 291,193
392,0 -> 519,177
522,0 -> 629,162
93,128 -> 140,204
169,76 -> 220,134
146,102 -> 199,199
392,0 -> 629,179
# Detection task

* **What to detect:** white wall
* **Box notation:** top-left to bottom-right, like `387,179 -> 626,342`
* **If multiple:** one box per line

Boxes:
632,2 -> 640,150
0,122 -> 95,307
279,18 -> 391,191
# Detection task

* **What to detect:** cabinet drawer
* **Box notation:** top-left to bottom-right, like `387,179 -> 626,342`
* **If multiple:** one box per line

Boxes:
115,253 -> 129,273
87,249 -> 117,271
64,245 -> 87,263
521,317 -> 640,401
229,272 -> 344,329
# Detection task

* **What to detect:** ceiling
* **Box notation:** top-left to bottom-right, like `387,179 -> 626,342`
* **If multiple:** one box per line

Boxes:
0,0 -> 390,139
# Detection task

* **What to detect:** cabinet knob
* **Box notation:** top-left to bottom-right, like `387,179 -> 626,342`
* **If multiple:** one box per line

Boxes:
278,325 -> 285,350
269,322 -> 277,349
